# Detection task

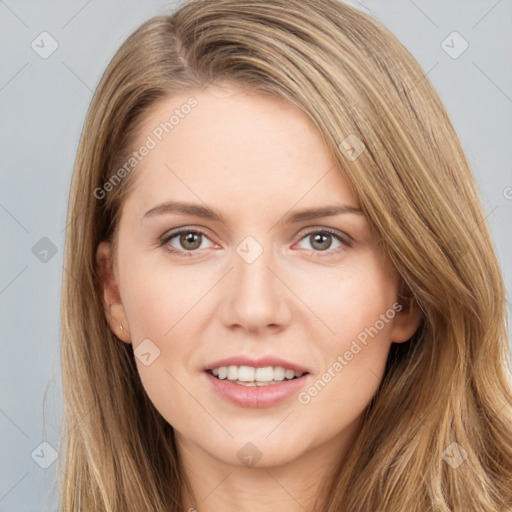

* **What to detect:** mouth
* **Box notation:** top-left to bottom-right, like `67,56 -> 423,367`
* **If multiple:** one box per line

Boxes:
205,365 -> 309,386
202,356 -> 312,407
203,364 -> 311,408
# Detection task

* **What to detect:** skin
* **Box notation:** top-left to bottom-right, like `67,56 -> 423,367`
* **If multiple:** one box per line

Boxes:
96,83 -> 422,511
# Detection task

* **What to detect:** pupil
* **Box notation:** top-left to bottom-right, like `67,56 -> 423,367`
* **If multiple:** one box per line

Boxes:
311,233 -> 331,251
181,232 -> 201,250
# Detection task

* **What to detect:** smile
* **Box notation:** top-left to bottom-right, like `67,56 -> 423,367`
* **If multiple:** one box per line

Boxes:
203,367 -> 311,408
208,365 -> 305,386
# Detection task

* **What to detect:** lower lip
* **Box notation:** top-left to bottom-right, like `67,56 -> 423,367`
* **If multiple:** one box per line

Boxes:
203,371 -> 310,408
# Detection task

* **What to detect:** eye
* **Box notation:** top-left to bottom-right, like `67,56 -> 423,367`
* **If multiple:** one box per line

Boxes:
160,228 -> 216,256
294,229 -> 350,255
159,227 -> 351,258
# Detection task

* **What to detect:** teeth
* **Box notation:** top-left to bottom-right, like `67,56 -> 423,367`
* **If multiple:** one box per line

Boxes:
227,365 -> 238,380
255,367 -> 274,381
237,380 -> 284,386
209,365 -> 305,383
238,366 -> 255,382
274,366 -> 285,381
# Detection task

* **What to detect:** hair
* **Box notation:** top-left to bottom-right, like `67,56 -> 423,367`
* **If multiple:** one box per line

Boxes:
57,0 -> 512,510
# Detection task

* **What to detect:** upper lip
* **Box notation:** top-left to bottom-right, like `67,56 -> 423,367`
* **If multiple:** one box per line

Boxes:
204,355 -> 310,374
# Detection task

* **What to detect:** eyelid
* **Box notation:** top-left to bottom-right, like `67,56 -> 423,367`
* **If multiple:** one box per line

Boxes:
295,226 -> 354,246
159,226 -> 211,244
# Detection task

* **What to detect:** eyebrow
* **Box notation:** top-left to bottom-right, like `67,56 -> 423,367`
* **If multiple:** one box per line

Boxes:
142,201 -> 363,224
143,202 -> 224,222
282,204 -> 363,223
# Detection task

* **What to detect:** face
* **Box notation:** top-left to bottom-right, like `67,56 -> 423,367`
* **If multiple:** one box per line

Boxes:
97,83 -> 420,469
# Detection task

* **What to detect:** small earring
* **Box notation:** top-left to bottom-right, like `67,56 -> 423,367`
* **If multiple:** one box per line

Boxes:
119,323 -> 123,331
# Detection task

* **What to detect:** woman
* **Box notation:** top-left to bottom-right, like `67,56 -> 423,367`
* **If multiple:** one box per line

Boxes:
58,0 -> 512,510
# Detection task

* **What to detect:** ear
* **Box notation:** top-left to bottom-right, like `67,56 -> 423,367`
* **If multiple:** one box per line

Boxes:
390,296 -> 423,343
95,241 -> 131,344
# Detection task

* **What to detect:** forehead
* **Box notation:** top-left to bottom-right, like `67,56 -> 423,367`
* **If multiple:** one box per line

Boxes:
123,83 -> 358,216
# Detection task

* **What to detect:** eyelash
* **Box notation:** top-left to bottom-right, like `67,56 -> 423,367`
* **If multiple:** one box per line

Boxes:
159,227 -> 352,258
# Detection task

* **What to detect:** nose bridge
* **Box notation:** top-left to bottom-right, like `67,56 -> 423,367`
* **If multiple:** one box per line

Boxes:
221,234 -> 290,331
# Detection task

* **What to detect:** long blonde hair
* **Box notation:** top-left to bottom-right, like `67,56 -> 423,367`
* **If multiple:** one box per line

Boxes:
58,0 -> 512,510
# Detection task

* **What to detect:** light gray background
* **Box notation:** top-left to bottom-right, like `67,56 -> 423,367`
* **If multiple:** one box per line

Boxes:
1,1 -> 511,510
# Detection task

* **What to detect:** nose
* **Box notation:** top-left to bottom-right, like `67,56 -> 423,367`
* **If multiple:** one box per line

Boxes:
219,242 -> 292,334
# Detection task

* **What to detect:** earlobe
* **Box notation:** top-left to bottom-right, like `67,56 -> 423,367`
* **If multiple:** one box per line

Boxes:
95,241 -> 132,344
390,298 -> 423,344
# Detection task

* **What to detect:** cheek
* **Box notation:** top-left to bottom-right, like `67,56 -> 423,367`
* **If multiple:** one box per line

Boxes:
295,311 -> 396,440
118,263 -> 206,430
293,254 -> 398,409
119,253 -> 211,342
290,252 -> 398,344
